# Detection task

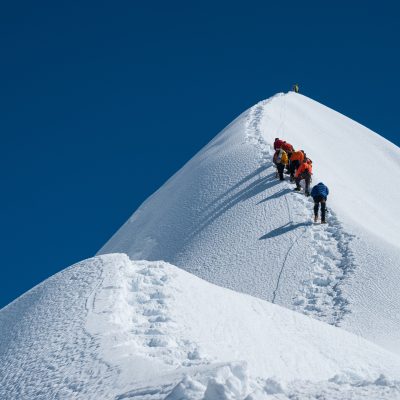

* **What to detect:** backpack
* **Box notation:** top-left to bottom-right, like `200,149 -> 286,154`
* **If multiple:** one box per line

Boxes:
274,149 -> 287,164
302,163 -> 312,177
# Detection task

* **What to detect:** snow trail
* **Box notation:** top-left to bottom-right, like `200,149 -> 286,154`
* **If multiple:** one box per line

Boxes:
246,93 -> 356,326
87,258 -> 213,374
125,262 -> 210,367
290,194 -> 357,325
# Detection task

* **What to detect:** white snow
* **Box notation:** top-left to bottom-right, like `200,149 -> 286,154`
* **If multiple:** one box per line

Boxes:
260,94 -> 400,247
2,92 -> 400,399
2,254 -> 400,399
99,92 -> 400,354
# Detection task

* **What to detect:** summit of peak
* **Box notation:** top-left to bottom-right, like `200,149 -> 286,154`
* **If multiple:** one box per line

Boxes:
99,93 -> 400,354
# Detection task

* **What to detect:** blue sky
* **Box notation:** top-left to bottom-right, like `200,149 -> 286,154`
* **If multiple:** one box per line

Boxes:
1,1 -> 399,307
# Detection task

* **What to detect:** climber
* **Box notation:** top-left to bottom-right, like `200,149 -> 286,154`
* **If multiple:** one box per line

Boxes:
294,159 -> 312,196
293,83 -> 299,93
311,182 -> 329,223
274,138 -> 284,150
273,147 -> 288,181
288,149 -> 305,182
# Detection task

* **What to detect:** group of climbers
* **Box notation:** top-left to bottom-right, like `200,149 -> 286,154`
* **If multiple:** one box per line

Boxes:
273,137 -> 329,223
273,138 -> 312,195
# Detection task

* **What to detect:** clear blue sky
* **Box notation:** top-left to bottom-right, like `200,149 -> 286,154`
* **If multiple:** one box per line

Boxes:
1,1 -> 399,307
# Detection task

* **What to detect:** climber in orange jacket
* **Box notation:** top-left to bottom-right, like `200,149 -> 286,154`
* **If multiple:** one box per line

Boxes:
294,161 -> 312,196
288,150 -> 304,182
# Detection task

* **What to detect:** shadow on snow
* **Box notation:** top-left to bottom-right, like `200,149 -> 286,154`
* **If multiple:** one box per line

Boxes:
259,221 -> 312,240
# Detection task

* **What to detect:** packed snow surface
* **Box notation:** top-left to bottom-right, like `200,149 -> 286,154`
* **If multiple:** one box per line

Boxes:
2,254 -> 400,399
100,92 -> 400,354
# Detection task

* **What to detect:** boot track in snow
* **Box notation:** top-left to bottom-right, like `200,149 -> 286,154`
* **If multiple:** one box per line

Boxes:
245,94 -> 357,326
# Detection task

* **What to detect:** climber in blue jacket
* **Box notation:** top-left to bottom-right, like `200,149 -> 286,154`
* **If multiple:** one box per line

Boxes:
311,182 -> 329,223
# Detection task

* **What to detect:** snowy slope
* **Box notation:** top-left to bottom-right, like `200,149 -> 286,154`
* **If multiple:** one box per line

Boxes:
2,254 -> 400,399
99,92 -> 400,354
3,92 -> 400,399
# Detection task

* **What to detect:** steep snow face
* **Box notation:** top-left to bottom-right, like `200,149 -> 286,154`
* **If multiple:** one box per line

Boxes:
2,254 -> 400,399
99,93 -> 400,354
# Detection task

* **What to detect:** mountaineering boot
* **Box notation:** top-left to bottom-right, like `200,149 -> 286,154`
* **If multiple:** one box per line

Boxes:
305,191 -> 310,197
314,215 -> 318,223
294,187 -> 301,191
321,220 -> 327,224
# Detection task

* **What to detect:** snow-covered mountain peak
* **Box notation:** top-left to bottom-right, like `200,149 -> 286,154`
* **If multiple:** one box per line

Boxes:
99,92 -> 400,354
101,92 -> 400,255
2,92 -> 400,399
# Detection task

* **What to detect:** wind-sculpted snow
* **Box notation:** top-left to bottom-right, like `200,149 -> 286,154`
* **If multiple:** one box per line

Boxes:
99,92 -> 400,354
0,257 -> 115,399
2,254 -> 400,399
